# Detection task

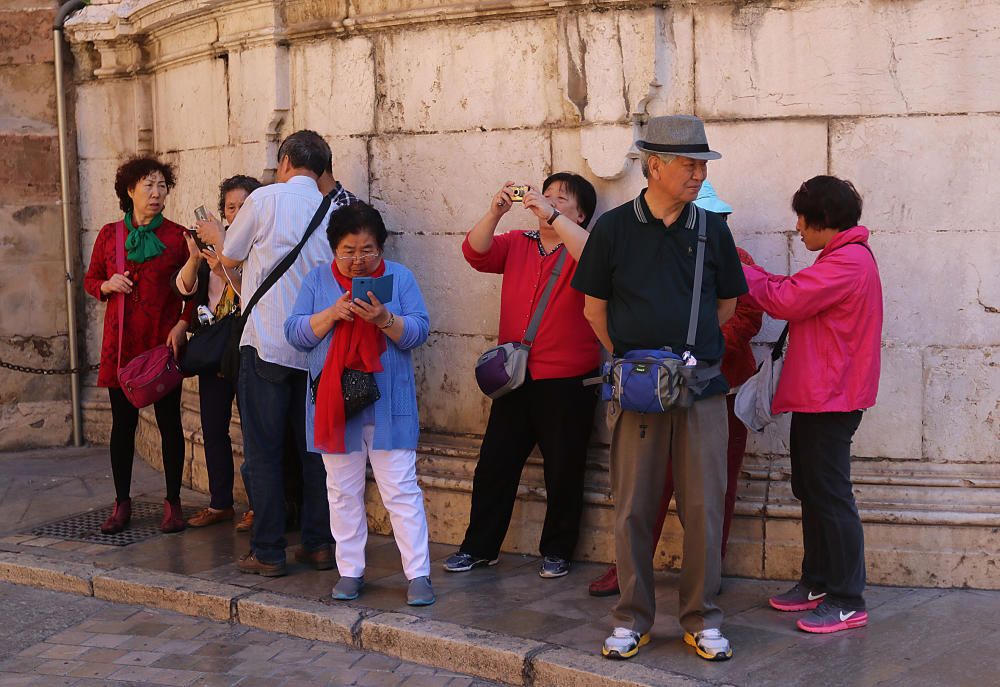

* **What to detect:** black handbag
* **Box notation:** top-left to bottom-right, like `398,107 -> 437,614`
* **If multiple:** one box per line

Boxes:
309,368 -> 381,419
181,312 -> 237,377
220,192 -> 335,382
341,368 -> 380,418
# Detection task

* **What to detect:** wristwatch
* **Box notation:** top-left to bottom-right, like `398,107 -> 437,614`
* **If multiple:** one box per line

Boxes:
547,208 -> 561,225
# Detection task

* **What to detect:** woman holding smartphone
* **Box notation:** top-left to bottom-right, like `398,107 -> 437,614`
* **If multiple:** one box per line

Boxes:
175,174 -> 260,529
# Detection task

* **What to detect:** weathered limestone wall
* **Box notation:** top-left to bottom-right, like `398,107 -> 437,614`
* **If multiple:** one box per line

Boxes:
0,0 -> 74,449
65,0 -> 1000,587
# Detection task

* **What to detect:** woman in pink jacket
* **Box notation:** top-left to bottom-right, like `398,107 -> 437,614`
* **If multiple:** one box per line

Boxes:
742,176 -> 882,635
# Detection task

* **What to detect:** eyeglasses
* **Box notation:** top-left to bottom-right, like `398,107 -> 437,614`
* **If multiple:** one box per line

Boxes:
334,250 -> 382,263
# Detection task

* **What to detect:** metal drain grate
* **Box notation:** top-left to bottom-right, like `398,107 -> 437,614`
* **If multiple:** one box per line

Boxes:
30,501 -> 171,547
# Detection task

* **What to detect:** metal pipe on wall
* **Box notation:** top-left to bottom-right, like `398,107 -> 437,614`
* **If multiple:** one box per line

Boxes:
54,0 -> 89,446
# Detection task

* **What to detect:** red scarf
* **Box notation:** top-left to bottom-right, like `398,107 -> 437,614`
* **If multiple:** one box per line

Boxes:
314,261 -> 387,454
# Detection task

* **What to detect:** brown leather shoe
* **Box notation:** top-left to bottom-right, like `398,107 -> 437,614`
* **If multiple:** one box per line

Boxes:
187,507 -> 235,528
294,544 -> 334,571
237,551 -> 287,577
100,498 -> 132,535
235,510 -> 254,533
160,499 -> 186,534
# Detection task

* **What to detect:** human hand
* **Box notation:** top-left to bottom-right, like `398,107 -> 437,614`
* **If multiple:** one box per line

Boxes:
351,291 -> 389,326
183,231 -> 205,261
166,320 -> 188,357
328,290 -> 354,322
523,186 -> 555,222
489,181 -> 516,219
100,271 -> 133,296
202,249 -> 223,276
195,213 -> 225,249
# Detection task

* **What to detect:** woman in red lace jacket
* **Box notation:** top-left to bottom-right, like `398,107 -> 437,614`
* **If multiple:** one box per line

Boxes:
83,157 -> 194,536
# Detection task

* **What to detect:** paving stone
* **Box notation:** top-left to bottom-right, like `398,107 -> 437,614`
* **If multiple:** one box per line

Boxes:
36,645 -> 90,661
65,660 -> 120,679
114,650 -> 167,666
0,552 -> 97,596
107,664 -> 202,686
530,646 -> 709,687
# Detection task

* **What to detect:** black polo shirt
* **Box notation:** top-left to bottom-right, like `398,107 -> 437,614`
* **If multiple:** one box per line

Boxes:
572,189 -> 748,364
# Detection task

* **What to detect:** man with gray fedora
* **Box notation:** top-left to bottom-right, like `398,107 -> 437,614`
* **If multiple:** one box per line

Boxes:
573,115 -> 747,661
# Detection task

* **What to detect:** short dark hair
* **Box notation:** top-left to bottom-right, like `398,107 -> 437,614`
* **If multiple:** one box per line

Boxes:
114,157 -> 176,214
217,174 -> 262,217
542,172 -> 598,228
791,175 -> 863,231
327,201 -> 389,252
276,130 -> 331,177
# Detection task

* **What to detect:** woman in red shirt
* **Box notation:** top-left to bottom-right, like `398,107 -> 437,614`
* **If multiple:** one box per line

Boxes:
445,173 -> 601,579
83,157 -> 194,535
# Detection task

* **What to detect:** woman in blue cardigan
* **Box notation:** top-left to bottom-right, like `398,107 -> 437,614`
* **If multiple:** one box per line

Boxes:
285,202 -> 434,606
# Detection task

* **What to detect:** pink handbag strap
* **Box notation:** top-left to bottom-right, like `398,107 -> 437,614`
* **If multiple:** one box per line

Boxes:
115,221 -> 126,376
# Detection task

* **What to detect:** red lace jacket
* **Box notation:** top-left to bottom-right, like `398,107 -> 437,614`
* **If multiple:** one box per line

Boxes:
84,218 -> 195,388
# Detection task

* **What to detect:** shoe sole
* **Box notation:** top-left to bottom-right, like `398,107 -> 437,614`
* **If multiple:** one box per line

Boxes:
332,592 -> 360,601
407,597 -> 436,607
238,565 -> 287,578
589,585 -> 620,597
683,632 -> 733,661
769,597 -> 824,612
601,633 -> 650,660
797,613 -> 868,634
443,558 -> 499,573
539,569 -> 569,579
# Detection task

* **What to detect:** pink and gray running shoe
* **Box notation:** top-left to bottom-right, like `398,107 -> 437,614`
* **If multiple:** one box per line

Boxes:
768,582 -> 827,612
796,601 -> 868,634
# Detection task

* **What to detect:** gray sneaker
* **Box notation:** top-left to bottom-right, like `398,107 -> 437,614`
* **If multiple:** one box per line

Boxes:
332,576 -> 364,601
539,556 -> 570,578
407,576 -> 436,606
442,551 -> 498,573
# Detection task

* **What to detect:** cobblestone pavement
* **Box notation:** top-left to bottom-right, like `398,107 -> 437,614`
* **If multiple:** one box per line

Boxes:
0,582 -> 502,687
4,447 -> 1000,686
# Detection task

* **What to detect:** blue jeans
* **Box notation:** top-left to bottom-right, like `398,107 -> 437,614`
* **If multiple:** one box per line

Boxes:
237,346 -> 332,564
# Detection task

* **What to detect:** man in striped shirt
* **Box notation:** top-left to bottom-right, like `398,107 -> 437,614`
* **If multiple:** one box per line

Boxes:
198,130 -> 357,577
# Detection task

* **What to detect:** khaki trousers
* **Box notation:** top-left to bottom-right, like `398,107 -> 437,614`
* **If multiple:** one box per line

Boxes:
610,394 -> 728,635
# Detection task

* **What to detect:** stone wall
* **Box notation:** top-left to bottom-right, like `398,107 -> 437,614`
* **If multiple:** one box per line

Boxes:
0,0 -> 75,449
65,0 -> 1000,587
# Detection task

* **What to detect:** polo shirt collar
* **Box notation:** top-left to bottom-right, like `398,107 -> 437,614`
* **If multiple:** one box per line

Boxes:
633,189 -> 697,230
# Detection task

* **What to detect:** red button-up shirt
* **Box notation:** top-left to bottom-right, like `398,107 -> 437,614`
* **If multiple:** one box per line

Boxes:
84,218 -> 195,388
462,230 -> 601,380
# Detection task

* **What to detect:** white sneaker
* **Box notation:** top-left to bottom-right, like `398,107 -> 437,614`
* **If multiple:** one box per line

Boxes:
601,627 -> 650,660
684,628 -> 732,661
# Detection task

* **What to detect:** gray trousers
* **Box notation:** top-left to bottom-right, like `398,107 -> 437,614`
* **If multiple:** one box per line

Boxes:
610,394 -> 728,635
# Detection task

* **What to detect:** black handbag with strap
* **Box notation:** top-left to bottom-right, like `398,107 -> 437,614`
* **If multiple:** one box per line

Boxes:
219,192 -> 334,382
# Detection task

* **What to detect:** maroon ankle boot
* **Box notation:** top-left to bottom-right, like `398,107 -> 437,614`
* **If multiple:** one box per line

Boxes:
100,498 -> 132,535
160,499 -> 186,534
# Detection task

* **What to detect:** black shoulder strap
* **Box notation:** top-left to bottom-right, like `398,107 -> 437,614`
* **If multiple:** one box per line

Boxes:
241,192 -> 333,320
685,205 -> 708,349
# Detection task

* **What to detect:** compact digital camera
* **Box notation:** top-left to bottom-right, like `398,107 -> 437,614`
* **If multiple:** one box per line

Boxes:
509,185 -> 529,202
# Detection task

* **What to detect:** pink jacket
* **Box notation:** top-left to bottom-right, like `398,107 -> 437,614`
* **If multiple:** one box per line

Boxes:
742,226 -> 883,413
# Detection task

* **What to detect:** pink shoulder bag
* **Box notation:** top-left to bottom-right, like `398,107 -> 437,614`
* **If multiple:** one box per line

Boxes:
114,221 -> 184,408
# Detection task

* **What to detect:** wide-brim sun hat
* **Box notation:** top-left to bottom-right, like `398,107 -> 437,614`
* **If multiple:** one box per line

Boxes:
694,180 -> 733,214
635,115 -> 722,161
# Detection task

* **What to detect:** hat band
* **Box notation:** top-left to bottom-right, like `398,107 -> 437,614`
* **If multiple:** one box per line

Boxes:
641,142 -> 711,154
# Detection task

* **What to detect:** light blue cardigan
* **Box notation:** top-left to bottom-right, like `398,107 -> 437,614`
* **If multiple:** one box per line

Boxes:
284,260 -> 430,454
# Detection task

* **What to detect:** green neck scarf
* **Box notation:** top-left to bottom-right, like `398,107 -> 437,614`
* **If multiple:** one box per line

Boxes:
124,211 -> 166,263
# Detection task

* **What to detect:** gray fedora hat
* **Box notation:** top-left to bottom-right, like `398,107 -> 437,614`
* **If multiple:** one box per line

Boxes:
635,115 -> 721,160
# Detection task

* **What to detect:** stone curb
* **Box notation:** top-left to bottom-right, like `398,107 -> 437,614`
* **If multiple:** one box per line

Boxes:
0,550 -> 710,686
0,551 -> 99,596
237,591 -> 360,647
91,566 -> 246,622
358,611 -> 547,686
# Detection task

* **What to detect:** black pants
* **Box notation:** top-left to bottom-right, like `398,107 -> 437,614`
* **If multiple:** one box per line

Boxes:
108,386 -> 184,503
789,410 -> 866,609
199,374 -> 237,510
461,373 -> 598,561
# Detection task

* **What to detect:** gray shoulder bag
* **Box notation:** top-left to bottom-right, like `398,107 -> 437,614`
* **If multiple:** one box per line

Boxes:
474,248 -> 568,400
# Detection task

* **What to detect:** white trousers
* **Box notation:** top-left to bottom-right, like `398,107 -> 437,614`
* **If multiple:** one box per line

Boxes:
322,425 -> 431,580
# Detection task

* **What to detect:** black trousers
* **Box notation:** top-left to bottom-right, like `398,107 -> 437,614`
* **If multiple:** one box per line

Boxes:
789,410 -> 866,609
461,372 -> 598,561
108,386 -> 184,503
198,374 -> 237,510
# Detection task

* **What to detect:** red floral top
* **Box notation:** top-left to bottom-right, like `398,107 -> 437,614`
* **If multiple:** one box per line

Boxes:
84,218 -> 195,388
